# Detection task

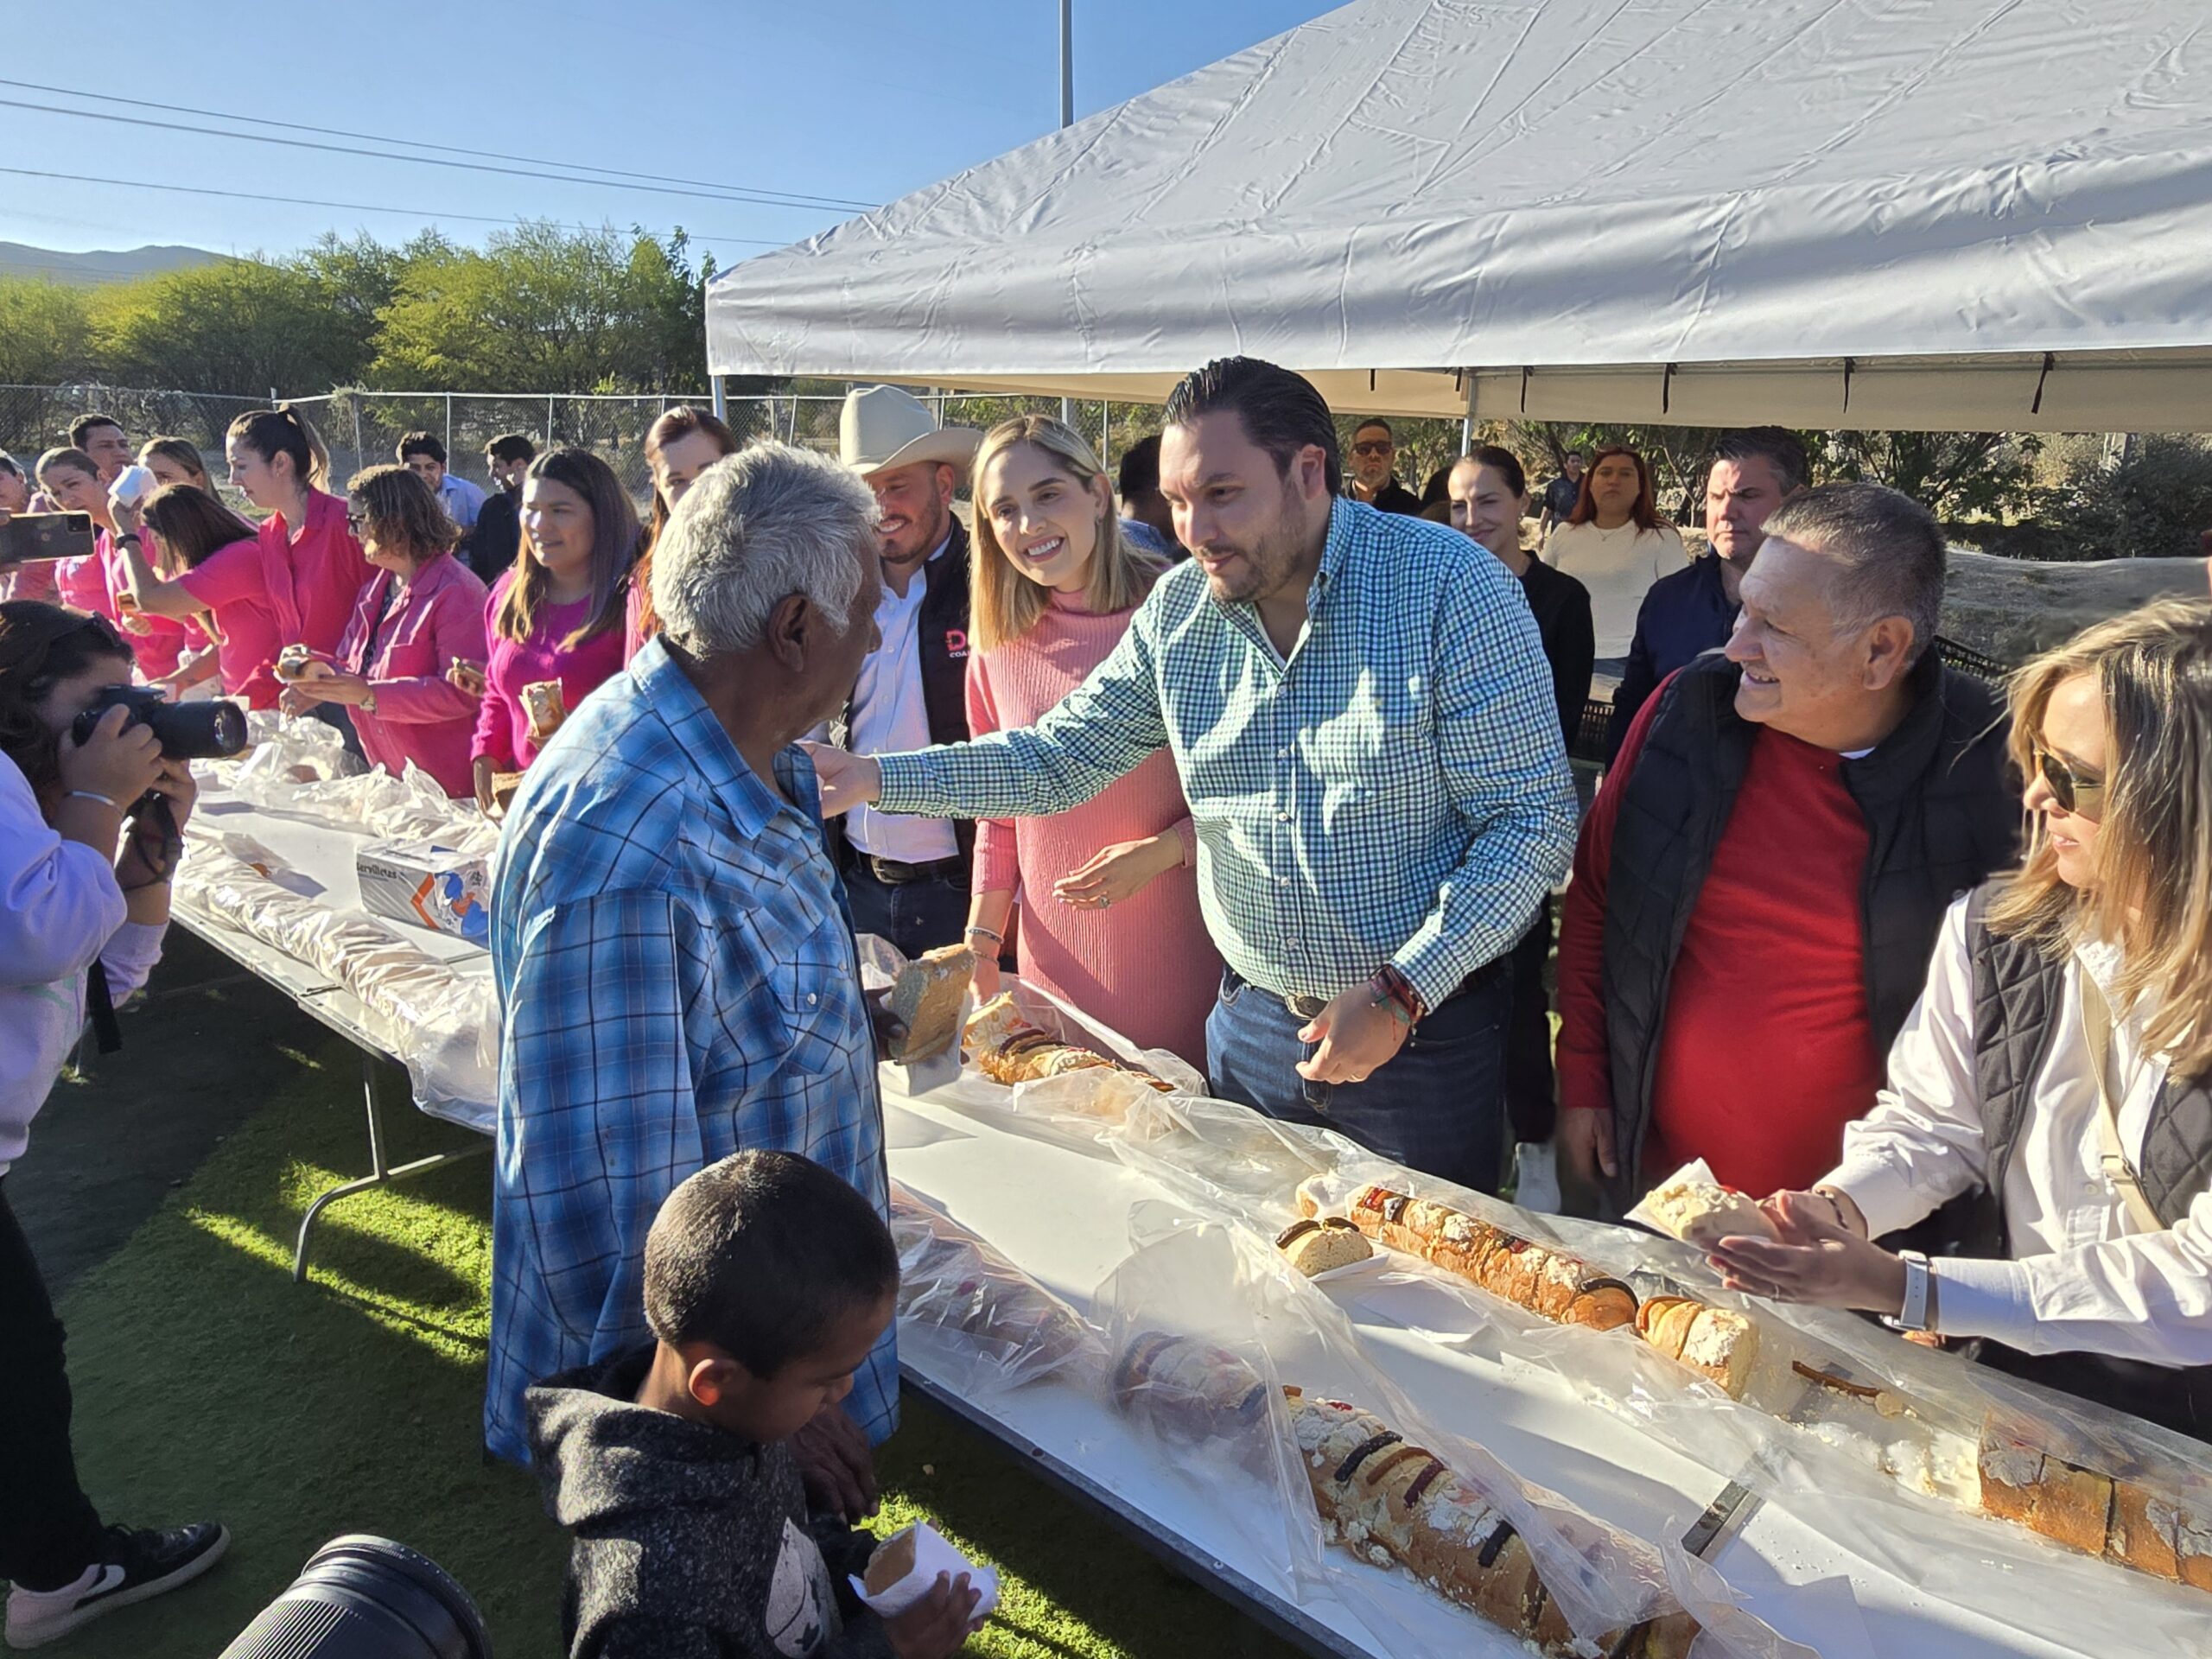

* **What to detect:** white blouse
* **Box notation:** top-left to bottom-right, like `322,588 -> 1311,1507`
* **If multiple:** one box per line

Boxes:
1824,893 -> 2212,1367
1540,520 -> 1685,658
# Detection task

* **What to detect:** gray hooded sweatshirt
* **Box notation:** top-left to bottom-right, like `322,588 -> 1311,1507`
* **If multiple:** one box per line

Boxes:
528,1346 -> 895,1659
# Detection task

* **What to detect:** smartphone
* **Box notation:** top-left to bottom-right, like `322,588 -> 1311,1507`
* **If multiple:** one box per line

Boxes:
0,512 -> 96,565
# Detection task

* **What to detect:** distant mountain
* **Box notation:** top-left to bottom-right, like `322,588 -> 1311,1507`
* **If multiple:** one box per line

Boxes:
0,243 -> 227,286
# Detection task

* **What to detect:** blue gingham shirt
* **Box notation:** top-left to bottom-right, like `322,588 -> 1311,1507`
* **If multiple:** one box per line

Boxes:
877,499 -> 1578,1007
484,638 -> 893,1464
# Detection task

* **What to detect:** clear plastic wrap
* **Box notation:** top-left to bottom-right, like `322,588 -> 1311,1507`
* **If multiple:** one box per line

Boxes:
174,846 -> 497,1131
869,947 -> 1205,1147
1098,1221 -> 1821,1659
887,1183 -> 1101,1397
1281,1164 -> 2212,1656
200,726 -> 490,850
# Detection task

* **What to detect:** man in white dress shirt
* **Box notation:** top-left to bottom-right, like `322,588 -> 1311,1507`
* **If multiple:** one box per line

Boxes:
834,387 -> 980,958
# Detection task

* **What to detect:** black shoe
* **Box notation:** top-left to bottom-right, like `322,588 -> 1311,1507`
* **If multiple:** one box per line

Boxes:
3,1522 -> 230,1649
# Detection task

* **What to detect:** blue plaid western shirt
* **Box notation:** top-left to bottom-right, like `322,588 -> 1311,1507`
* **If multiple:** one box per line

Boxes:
877,499 -> 1578,1008
484,638 -> 894,1464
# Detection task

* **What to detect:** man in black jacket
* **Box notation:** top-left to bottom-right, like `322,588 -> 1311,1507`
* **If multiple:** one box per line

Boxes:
1607,429 -> 1808,758
1557,484 -> 2019,1206
1344,418 -> 1422,514
462,431 -> 535,581
835,388 -> 979,958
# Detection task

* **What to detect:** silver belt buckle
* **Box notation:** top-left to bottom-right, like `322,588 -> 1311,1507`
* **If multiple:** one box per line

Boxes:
1284,991 -> 1328,1021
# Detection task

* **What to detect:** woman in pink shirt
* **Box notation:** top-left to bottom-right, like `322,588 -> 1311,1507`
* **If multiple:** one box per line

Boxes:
276,467 -> 488,798
624,406 -> 738,662
113,485 -> 283,709
458,448 -> 637,815
222,405 -> 372,659
31,449 -> 119,625
963,416 -> 1219,1066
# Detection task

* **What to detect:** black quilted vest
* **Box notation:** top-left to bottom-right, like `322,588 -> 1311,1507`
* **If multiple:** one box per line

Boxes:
1601,652 -> 2018,1200
1955,885 -> 2212,1251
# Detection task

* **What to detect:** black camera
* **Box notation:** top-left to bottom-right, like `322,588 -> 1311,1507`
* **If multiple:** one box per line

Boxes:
218,1535 -> 491,1659
71,683 -> 249,760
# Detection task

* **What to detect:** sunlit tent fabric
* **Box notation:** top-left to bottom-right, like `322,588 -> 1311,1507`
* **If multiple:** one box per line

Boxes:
707,0 -> 2212,433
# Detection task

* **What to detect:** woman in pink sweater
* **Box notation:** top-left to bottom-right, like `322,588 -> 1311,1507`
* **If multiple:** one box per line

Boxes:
458,448 -> 637,814
276,467 -> 488,798
963,416 -> 1219,1067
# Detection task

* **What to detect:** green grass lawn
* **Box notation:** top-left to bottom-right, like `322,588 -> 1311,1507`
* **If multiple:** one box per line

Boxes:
48,1031 -> 1300,1659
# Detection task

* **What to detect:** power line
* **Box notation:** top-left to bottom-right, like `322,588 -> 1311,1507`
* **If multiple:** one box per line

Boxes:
0,78 -> 877,214
0,167 -> 792,250
0,97 -> 872,215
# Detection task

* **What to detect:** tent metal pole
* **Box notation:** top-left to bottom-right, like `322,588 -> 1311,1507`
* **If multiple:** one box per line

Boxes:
709,375 -> 727,422
1461,367 -> 1478,454
1059,2 -> 1076,426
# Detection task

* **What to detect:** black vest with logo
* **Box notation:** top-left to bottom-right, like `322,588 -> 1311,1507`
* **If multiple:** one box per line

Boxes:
1600,652 -> 2018,1198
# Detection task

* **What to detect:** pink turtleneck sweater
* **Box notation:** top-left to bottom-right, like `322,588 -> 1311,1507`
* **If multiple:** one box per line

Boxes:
966,587 -> 1220,1068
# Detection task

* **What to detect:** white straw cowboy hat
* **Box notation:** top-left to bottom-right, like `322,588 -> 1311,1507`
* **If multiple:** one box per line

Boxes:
838,385 -> 981,479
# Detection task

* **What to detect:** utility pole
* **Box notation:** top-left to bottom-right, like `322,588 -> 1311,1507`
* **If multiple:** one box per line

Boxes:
1059,0 -> 1076,428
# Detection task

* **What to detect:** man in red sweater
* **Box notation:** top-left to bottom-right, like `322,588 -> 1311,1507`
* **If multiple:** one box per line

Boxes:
1556,484 -> 2017,1205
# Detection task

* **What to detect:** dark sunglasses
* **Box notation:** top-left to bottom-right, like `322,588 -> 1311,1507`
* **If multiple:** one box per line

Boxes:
346,511 -> 369,532
2031,744 -> 2106,820
1351,441 -> 1394,457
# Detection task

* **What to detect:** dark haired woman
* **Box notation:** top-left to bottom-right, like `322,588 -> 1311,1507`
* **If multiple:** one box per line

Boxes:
1539,443 -> 1683,672
461,448 -> 637,815
0,601 -> 226,1644
626,406 -> 738,660
1450,446 -> 1593,1185
112,485 -> 283,708
223,404 -> 371,663
279,467 -> 488,798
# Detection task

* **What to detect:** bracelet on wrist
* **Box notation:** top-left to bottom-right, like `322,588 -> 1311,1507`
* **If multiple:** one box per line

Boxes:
65,789 -> 121,810
964,925 -> 1003,944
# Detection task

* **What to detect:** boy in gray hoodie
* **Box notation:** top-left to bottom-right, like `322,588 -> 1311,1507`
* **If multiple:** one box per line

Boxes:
528,1151 -> 983,1659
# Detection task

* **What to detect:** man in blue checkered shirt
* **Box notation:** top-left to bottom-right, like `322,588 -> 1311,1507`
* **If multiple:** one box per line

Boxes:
812,359 -> 1578,1192
486,442 -> 895,1520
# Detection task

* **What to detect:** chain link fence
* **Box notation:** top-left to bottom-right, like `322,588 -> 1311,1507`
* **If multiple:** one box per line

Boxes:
2,381 -> 1472,516
0,383 -> 266,509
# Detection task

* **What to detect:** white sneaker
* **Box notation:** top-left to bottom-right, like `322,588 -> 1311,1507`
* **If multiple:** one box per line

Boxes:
1513,1140 -> 1563,1214
4,1522 -> 229,1649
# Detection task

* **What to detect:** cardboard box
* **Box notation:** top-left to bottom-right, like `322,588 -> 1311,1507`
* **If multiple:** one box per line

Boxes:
357,838 -> 491,944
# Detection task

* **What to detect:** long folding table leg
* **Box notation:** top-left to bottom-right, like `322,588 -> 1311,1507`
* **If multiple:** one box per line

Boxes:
292,1047 -> 491,1285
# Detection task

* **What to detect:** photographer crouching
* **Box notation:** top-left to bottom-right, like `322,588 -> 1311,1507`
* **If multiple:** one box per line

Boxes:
0,601 -> 227,1648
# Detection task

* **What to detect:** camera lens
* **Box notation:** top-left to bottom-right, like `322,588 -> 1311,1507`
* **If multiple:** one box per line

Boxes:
217,1535 -> 490,1659
145,696 -> 251,760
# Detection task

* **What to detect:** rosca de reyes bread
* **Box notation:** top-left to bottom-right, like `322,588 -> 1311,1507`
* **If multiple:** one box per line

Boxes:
962,991 -> 1173,1090
1282,1388 -> 1698,1658
1313,1181 -> 1642,1332
1979,1424 -> 2212,1592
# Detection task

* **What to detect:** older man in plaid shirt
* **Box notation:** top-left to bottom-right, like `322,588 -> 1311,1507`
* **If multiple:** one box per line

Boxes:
485,443 -> 893,1519
814,359 -> 1578,1193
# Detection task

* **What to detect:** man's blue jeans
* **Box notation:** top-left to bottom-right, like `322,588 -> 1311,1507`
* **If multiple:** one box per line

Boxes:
1205,964 -> 1510,1195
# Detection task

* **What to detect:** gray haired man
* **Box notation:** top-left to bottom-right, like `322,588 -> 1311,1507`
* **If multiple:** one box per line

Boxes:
486,442 -> 895,1516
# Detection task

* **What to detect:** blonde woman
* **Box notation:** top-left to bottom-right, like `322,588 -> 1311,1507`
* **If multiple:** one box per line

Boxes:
1712,601 -> 2212,1436
962,416 -> 1219,1066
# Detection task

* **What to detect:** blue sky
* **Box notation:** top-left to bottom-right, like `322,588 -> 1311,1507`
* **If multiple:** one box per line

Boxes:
0,0 -> 1340,268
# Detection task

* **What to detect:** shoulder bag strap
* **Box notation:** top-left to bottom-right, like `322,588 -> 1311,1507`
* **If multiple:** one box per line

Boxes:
2076,961 -> 2169,1234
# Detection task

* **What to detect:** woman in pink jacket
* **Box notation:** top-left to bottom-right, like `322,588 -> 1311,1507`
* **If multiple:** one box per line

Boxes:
963,415 -> 1219,1066
277,467 -> 487,797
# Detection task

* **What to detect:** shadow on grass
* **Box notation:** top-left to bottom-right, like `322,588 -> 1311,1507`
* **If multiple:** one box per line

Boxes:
54,1037 -> 566,1659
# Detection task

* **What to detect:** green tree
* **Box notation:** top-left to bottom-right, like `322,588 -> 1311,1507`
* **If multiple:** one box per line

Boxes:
294,229 -> 448,385
88,257 -> 373,396
1821,430 -> 2042,521
2040,435 -> 2212,562
371,223 -> 708,392
0,276 -> 93,384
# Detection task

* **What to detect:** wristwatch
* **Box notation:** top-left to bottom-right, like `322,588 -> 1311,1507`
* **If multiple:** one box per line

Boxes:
1882,1249 -> 1936,1333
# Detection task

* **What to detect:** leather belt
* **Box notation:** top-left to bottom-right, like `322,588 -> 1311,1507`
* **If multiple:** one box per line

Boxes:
861,853 -> 967,887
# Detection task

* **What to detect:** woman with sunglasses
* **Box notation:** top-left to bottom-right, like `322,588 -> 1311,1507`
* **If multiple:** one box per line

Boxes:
277,467 -> 488,798
1710,601 -> 2212,1436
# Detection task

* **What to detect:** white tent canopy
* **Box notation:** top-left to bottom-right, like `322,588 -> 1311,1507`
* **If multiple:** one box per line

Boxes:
707,0 -> 2212,433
